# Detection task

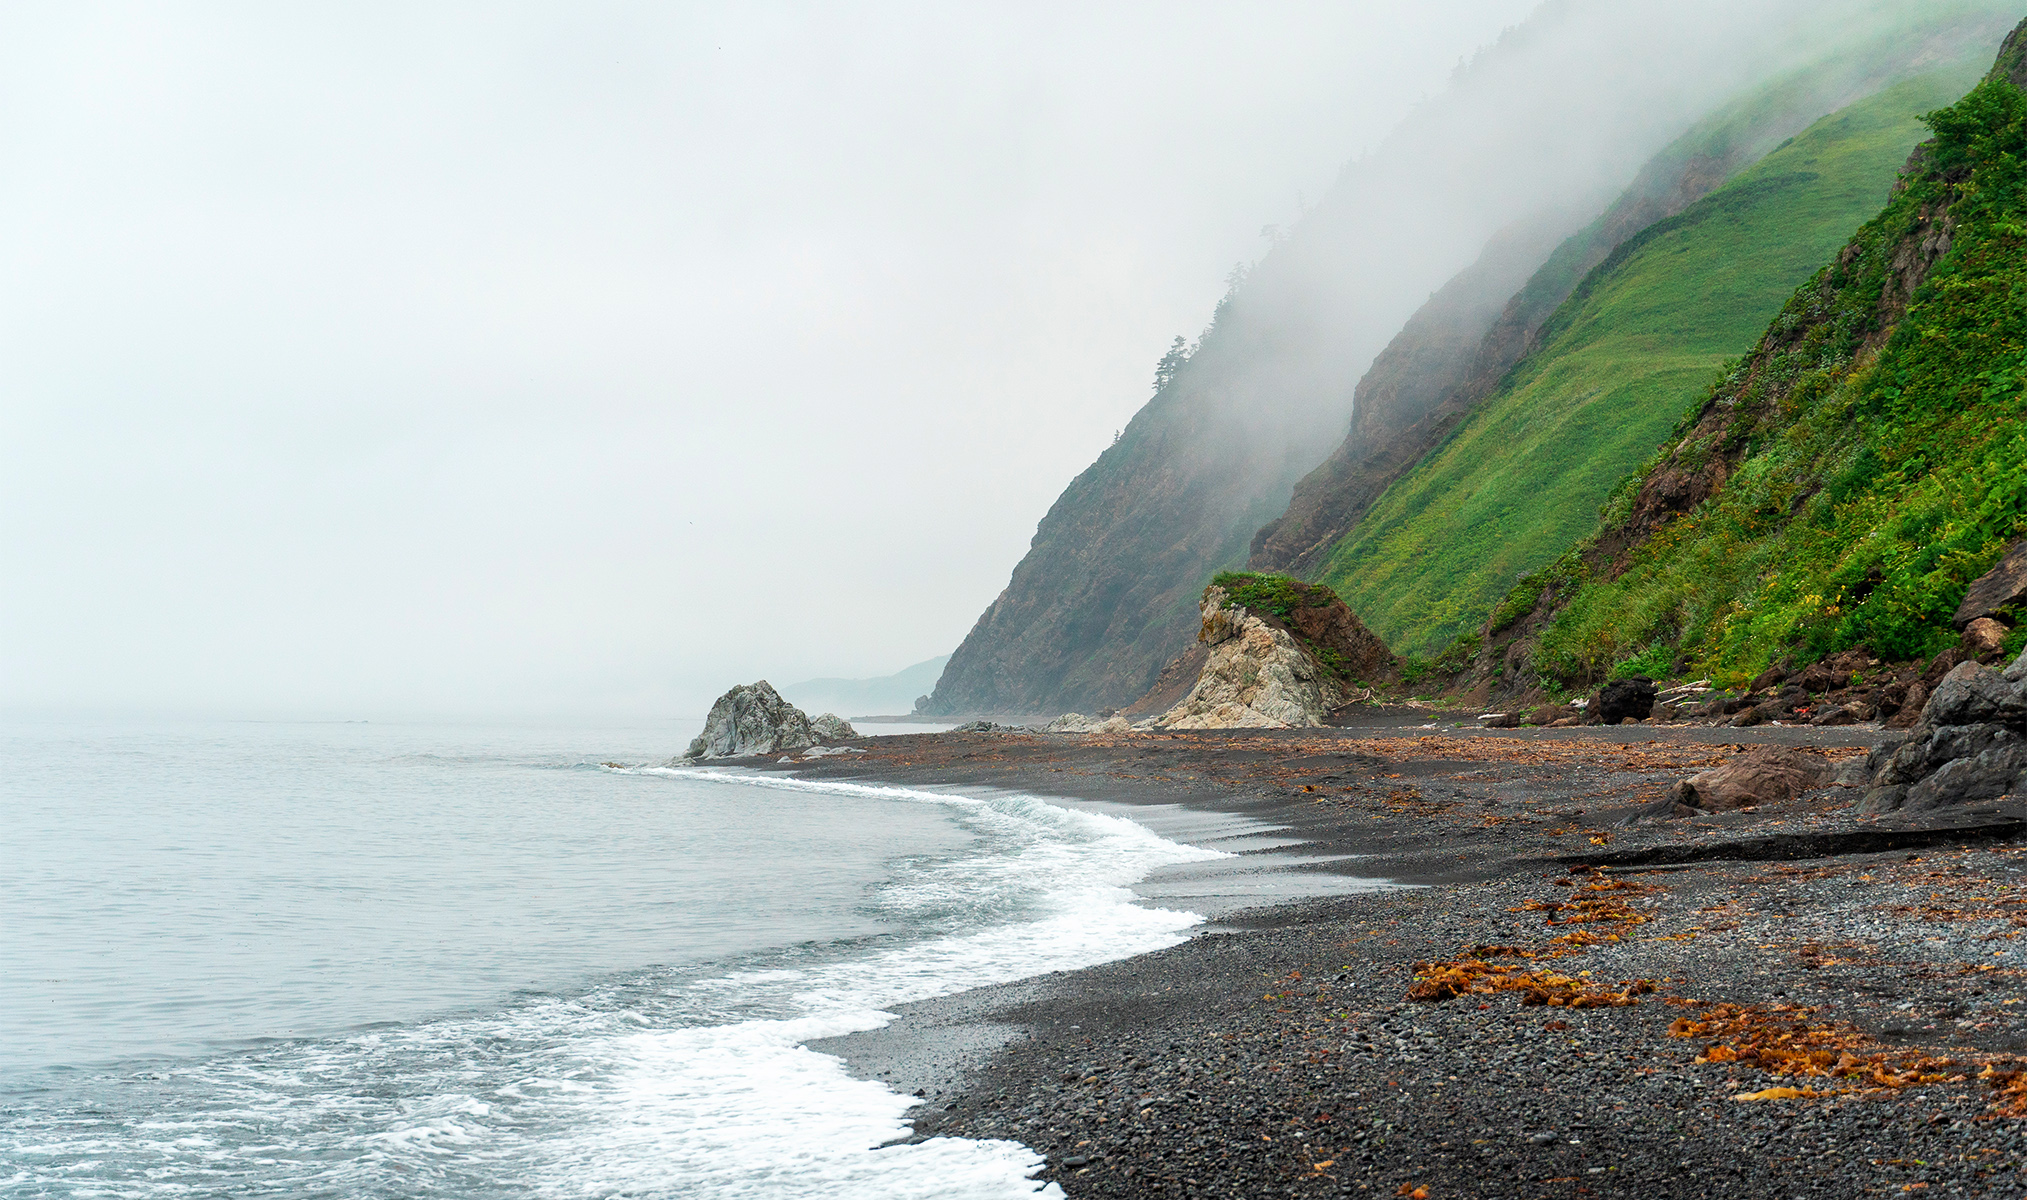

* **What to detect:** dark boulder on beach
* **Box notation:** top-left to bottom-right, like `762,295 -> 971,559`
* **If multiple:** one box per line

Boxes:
1596,676 -> 1657,725
1663,745 -> 1834,814
1857,649 -> 2027,813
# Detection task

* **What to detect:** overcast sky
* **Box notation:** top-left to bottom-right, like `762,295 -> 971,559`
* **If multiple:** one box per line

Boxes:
1,1 -> 1559,720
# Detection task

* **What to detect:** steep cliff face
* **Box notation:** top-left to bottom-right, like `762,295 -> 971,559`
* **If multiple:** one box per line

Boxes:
1481,20 -> 2027,694
924,4 -> 2019,719
1252,18 -> 2010,580
1317,62 -> 1993,658
921,366 -> 1335,717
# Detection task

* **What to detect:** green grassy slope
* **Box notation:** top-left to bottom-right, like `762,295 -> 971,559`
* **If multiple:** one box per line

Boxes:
1515,47 -> 2027,687
1312,66 -> 1988,657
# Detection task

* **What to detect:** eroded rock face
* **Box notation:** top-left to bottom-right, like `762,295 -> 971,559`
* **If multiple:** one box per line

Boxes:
1858,649 -> 2027,813
683,681 -> 824,759
1156,587 -> 1347,730
1666,746 -> 1835,813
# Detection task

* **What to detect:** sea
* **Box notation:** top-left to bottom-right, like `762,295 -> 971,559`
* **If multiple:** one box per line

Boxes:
0,717 -> 1386,1198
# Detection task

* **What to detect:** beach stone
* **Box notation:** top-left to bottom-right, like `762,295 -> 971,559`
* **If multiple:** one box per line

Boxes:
682,680 -> 818,759
1666,745 -> 1834,812
1954,539 -> 2027,628
810,713 -> 859,742
1810,704 -> 1864,727
1596,677 -> 1657,724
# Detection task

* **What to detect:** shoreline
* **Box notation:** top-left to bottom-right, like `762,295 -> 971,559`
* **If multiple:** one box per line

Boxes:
764,722 -> 2027,1197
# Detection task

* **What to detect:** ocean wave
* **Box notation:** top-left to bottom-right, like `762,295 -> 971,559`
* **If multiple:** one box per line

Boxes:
4,769 -> 1229,1198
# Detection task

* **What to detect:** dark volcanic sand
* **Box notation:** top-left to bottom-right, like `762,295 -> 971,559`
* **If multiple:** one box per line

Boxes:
761,720 -> 2027,1197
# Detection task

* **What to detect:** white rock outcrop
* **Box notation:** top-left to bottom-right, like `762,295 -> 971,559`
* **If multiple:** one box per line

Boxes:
682,681 -> 857,759
1155,587 -> 1346,729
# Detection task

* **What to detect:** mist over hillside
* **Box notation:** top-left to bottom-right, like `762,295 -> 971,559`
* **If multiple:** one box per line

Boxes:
925,0 -> 2022,719
1318,62 -> 1991,657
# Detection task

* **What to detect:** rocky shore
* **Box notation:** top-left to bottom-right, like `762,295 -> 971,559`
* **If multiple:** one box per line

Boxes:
752,713 -> 2027,1197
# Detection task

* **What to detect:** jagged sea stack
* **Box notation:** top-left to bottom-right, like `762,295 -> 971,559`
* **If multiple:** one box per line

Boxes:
682,681 -> 857,760
1154,575 -> 1395,729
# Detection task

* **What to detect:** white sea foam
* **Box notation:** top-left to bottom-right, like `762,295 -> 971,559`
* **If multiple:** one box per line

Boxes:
540,769 -> 1230,1198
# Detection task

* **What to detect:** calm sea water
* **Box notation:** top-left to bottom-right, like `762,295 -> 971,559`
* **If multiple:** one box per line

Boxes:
0,718 -> 1253,1198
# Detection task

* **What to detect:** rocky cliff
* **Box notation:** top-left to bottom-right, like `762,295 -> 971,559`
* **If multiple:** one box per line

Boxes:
1152,575 -> 1395,729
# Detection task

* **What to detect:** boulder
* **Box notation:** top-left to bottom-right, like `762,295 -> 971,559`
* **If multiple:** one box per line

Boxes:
1157,586 -> 1350,729
1529,704 -> 1577,725
1854,651 -> 2027,812
1751,666 -> 1789,691
1728,704 -> 1771,728
1666,746 -> 1835,813
1954,539 -> 2027,629
1809,704 -> 1865,727
683,681 -> 818,759
1886,682 -> 1929,729
1596,677 -> 1657,725
1479,712 -> 1522,728
1965,617 -> 2011,657
1857,785 -> 1910,815
1043,712 -> 1095,732
1924,661 -> 2027,728
1924,648 -> 1972,687
1904,745 -> 2027,811
810,713 -> 859,741
1794,662 -> 1841,693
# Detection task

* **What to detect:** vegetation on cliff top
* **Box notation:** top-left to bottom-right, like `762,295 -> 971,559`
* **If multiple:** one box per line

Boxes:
1515,61 -> 2027,688
1310,65 -> 1988,657
1207,571 -> 1342,620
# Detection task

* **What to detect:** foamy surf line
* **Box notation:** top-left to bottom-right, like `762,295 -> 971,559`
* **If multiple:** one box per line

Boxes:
556,765 -> 1236,1198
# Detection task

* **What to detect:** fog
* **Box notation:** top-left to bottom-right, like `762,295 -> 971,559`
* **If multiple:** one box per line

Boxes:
0,2 -> 2002,721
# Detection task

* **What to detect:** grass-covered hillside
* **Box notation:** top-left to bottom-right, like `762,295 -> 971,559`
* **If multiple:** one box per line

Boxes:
1312,64 -> 1990,657
1498,35 -> 2027,690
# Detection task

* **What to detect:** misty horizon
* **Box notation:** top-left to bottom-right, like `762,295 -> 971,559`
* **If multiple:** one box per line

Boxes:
3,0 -> 2006,722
